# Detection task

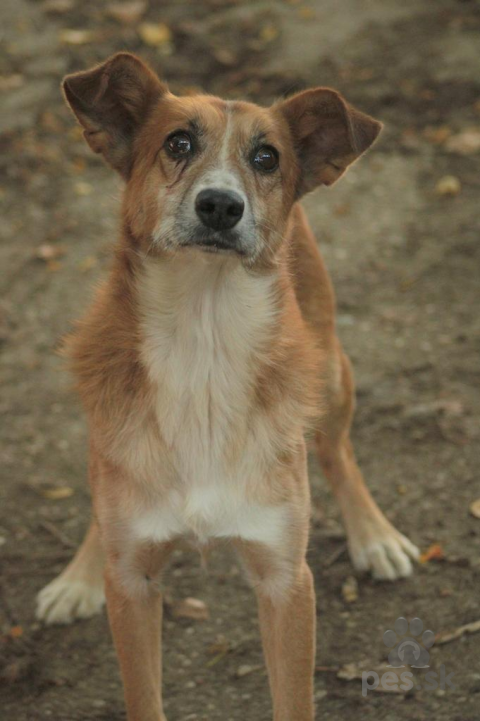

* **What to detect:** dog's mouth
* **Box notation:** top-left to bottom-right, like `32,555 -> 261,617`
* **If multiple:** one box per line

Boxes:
181,229 -> 247,256
195,240 -> 245,256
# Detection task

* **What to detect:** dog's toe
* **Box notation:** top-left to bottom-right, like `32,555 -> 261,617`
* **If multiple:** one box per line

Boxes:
36,576 -> 105,625
350,529 -> 419,581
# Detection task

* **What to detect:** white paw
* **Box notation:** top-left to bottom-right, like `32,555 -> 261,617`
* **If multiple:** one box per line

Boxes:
350,529 -> 419,581
36,576 -> 105,625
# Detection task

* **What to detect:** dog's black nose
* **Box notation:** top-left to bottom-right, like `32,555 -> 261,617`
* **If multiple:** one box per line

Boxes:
195,189 -> 245,231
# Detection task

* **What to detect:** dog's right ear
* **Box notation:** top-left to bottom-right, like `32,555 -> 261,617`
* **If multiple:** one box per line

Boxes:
63,53 -> 166,178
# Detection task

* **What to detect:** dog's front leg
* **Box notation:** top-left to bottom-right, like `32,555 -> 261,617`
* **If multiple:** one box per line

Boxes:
104,542 -> 173,721
236,542 -> 316,721
259,560 -> 316,721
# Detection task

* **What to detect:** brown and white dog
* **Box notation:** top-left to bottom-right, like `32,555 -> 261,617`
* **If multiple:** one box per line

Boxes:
36,53 -> 419,720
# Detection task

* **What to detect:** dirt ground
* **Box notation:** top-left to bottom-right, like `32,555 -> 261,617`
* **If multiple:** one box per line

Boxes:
1,0 -> 480,719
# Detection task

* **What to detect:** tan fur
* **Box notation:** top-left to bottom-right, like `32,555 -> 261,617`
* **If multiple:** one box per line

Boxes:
37,53 -> 418,720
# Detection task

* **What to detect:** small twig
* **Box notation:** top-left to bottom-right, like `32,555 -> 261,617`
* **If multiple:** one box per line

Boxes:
436,619 -> 480,646
38,520 -> 76,549
206,650 -> 230,668
324,544 -> 348,567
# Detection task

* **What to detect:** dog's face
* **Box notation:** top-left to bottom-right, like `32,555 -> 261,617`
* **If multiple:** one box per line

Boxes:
63,53 -> 381,266
137,94 -> 298,263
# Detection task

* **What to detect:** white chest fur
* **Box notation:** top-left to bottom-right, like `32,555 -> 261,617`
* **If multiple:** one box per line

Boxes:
134,255 -> 286,547
131,485 -> 289,548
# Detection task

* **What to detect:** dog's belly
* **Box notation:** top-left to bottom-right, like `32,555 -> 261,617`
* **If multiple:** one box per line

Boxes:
130,482 -> 288,548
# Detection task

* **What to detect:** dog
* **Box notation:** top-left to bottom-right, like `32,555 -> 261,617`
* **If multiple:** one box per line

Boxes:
36,53 -> 419,720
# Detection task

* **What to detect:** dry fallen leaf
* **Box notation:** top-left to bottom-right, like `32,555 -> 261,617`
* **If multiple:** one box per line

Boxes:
106,1 -> 146,25
259,24 -> 279,43
9,625 -> 24,639
40,111 -> 64,133
36,244 -> 65,261
436,619 -> 480,645
341,576 -> 358,604
404,399 -> 464,420
236,664 -> 262,678
445,129 -> 480,155
333,203 -> 350,217
469,499 -> 480,519
69,126 -> 85,142
172,597 -> 209,620
138,22 -> 172,51
338,662 -> 405,693
34,484 -> 74,500
298,6 -> 316,20
419,543 -> 445,564
46,260 -> 62,273
213,48 -> 237,67
435,175 -> 461,197
0,74 -> 24,91
59,29 -> 98,45
423,125 -> 452,145
75,181 -> 93,196
71,157 -> 87,174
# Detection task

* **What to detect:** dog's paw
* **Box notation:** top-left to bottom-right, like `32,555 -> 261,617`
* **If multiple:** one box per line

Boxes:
36,576 -> 105,625
349,526 -> 419,581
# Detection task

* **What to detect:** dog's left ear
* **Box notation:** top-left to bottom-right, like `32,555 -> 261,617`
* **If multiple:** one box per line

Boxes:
276,87 -> 382,196
62,52 -> 166,178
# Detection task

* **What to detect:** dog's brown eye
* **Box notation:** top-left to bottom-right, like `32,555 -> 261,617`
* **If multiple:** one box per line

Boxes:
252,146 -> 279,173
166,131 -> 192,157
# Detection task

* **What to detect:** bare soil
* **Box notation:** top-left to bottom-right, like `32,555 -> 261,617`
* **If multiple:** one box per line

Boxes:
1,1 -> 480,719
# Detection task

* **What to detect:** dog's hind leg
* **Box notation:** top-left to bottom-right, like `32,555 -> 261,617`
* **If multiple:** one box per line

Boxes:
315,343 -> 419,580
36,440 -> 105,624
36,518 -> 105,624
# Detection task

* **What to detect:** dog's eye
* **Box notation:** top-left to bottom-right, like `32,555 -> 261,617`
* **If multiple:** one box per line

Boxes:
252,146 -> 279,173
166,131 -> 193,157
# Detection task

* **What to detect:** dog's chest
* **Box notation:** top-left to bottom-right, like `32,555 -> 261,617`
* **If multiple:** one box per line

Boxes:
133,259 -> 281,543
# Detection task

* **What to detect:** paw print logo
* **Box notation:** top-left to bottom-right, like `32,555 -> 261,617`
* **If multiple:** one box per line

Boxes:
383,617 -> 435,668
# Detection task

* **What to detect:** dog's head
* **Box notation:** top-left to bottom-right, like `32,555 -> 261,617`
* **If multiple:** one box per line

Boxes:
63,53 -> 381,266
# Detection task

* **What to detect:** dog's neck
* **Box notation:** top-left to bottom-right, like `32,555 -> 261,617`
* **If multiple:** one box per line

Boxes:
137,252 -> 279,373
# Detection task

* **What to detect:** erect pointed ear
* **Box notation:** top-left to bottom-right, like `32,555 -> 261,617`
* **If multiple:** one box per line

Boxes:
275,87 -> 382,196
62,52 -> 166,178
